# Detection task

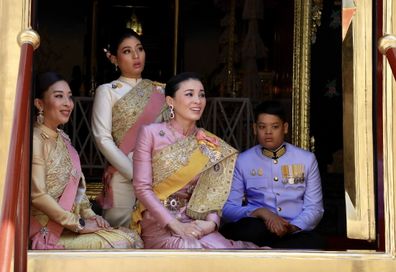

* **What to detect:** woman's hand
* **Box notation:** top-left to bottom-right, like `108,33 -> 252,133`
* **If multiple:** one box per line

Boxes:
78,218 -> 103,234
193,220 -> 216,236
167,219 -> 204,239
90,215 -> 112,229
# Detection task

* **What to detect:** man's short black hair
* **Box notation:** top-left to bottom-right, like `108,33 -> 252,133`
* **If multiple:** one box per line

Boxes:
254,100 -> 286,123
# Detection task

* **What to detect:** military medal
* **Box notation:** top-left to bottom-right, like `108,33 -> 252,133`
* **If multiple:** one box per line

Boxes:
288,177 -> 295,184
292,164 -> 305,183
281,165 -> 289,184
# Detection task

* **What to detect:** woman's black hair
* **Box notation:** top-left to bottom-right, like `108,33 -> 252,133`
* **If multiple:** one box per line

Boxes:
165,72 -> 202,98
35,71 -> 65,99
107,28 -> 142,55
254,100 -> 286,123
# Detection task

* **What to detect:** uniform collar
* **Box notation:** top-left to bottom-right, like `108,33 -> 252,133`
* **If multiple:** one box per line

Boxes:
261,144 -> 286,159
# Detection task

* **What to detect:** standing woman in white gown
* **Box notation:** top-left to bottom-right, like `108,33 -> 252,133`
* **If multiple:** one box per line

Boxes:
91,28 -> 166,227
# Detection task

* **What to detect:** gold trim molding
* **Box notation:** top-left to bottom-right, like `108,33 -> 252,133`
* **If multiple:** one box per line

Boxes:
28,250 -> 396,272
17,28 -> 40,50
378,34 -> 396,55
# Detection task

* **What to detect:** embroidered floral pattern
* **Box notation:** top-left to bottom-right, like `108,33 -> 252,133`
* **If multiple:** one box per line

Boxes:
45,134 -> 73,199
152,135 -> 198,185
112,79 -> 156,145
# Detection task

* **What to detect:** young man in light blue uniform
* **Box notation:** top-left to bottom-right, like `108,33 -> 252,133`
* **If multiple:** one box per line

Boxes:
220,100 -> 325,249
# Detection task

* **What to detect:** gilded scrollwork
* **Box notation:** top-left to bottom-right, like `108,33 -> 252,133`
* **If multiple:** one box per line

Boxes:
292,0 -> 312,150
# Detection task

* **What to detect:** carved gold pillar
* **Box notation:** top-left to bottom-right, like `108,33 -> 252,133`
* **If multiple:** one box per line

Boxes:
292,0 -> 311,149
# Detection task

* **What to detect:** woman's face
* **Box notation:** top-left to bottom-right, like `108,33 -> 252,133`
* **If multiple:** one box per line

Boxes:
115,36 -> 145,78
35,80 -> 74,131
167,79 -> 206,124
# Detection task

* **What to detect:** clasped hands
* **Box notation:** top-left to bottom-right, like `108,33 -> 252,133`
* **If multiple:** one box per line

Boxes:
167,219 -> 216,239
251,208 -> 300,237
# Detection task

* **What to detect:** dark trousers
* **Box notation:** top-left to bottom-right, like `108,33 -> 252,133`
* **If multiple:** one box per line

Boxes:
220,217 -> 326,249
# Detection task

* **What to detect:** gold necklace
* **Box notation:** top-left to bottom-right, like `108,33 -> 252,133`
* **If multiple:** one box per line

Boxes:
166,121 -> 198,138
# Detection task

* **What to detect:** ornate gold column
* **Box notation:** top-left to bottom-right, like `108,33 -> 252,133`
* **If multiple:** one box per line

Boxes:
292,0 -> 312,149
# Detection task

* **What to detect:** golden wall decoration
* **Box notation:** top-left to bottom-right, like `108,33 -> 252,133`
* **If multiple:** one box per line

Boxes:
292,0 -> 311,149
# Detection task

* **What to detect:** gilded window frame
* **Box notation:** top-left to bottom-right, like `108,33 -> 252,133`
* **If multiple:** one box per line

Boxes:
3,0 -> 396,270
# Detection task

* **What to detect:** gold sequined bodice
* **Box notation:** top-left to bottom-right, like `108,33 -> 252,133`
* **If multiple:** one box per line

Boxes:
38,125 -> 73,200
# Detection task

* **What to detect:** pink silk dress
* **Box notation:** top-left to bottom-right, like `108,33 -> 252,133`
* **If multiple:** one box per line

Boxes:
133,121 -> 261,249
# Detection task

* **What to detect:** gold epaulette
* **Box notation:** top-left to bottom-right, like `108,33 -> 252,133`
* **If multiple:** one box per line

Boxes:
262,144 -> 286,159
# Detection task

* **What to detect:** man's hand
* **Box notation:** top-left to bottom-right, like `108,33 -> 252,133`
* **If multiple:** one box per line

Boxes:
287,224 -> 301,234
251,208 -> 289,237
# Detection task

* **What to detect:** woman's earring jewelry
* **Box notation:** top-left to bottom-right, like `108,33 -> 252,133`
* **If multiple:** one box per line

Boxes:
169,105 -> 175,119
114,64 -> 118,72
37,109 -> 44,124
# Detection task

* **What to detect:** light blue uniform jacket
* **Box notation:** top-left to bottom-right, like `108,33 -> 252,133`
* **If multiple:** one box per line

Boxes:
222,143 -> 324,231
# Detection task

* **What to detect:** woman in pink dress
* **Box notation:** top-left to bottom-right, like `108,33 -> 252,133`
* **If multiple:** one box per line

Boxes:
132,72 -> 263,249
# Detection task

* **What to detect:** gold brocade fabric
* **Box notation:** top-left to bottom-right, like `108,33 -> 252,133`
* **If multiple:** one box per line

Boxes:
59,228 -> 143,249
45,131 -> 73,200
152,130 -> 238,220
112,79 -> 161,146
152,135 -> 198,185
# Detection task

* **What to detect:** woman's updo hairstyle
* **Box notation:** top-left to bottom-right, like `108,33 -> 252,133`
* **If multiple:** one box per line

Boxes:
165,72 -> 202,98
35,71 -> 65,99
106,28 -> 142,56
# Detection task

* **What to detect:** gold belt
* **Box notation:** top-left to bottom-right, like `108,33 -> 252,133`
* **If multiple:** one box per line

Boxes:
160,195 -> 188,211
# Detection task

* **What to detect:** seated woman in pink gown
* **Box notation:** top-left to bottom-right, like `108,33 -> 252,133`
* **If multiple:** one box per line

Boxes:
131,72 -> 263,249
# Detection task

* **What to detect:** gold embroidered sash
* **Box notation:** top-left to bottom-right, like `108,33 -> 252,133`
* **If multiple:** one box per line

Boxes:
131,130 -> 237,232
112,79 -> 162,146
